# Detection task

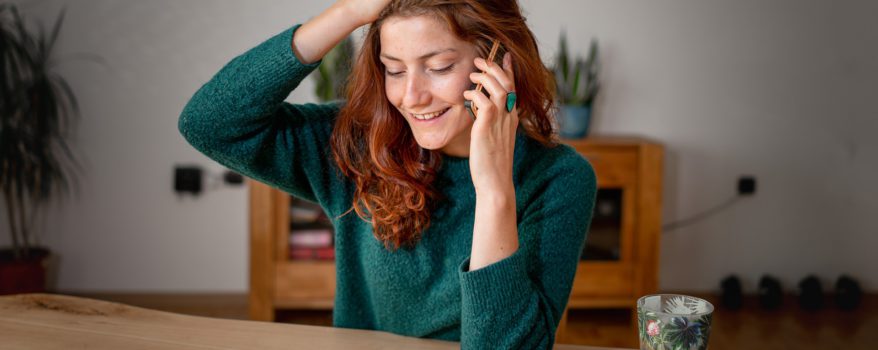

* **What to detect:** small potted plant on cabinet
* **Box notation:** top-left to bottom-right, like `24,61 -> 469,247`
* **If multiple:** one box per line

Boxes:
553,31 -> 600,139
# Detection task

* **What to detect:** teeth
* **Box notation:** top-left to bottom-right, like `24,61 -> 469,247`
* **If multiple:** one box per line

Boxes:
413,108 -> 449,120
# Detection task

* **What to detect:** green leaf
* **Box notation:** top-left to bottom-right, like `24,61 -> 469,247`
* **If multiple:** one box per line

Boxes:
570,60 -> 582,105
552,32 -> 599,106
311,35 -> 355,102
663,316 -> 710,350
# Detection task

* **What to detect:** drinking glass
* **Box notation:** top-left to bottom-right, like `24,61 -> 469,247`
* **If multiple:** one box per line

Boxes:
636,294 -> 714,350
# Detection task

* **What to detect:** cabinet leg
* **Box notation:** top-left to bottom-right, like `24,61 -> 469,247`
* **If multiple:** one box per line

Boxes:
556,308 -> 569,344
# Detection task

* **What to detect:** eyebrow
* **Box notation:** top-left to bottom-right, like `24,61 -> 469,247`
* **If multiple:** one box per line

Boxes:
379,48 -> 457,62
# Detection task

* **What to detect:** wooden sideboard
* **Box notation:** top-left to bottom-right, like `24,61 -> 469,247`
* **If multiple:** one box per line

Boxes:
249,136 -> 663,324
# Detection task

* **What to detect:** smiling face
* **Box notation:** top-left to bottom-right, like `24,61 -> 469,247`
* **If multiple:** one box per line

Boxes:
379,15 -> 479,157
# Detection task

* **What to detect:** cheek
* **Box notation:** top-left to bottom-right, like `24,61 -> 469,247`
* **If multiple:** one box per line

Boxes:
437,74 -> 472,102
385,80 -> 403,106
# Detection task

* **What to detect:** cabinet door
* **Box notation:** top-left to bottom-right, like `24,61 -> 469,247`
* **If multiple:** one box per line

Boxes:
569,185 -> 637,306
579,149 -> 637,264
568,147 -> 639,307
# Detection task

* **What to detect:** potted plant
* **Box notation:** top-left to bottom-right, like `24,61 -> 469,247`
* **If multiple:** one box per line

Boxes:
312,35 -> 355,102
552,30 -> 600,139
1,5 -> 81,294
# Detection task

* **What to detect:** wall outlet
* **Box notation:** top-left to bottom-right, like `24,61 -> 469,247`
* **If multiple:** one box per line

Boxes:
738,176 -> 757,196
174,166 -> 203,195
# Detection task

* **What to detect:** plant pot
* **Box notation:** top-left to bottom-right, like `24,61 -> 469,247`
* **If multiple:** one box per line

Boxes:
0,247 -> 52,295
558,104 -> 592,139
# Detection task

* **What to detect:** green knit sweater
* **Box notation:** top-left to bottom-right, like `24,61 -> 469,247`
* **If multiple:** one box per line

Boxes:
179,25 -> 597,349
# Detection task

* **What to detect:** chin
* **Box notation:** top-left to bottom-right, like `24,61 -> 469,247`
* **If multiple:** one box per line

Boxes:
412,138 -> 447,150
406,108 -> 470,151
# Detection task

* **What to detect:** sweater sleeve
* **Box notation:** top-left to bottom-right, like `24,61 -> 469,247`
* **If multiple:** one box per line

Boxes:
457,154 -> 597,349
178,25 -> 344,204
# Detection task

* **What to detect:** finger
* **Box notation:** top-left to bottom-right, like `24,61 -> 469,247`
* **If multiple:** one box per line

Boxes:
463,88 -> 496,122
474,57 -> 514,93
469,71 -> 509,108
502,52 -> 515,86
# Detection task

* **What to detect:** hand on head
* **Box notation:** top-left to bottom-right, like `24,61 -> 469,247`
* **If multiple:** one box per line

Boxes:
338,0 -> 394,26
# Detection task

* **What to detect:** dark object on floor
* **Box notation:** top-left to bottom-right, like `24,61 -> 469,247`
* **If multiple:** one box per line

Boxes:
835,275 -> 862,311
798,275 -> 824,311
720,275 -> 743,310
758,275 -> 783,310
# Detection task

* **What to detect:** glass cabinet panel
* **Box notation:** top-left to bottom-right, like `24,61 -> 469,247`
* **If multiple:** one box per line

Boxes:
582,188 -> 623,261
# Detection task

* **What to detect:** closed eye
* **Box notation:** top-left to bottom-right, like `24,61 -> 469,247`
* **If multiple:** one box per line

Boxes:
385,64 -> 455,78
432,64 -> 454,74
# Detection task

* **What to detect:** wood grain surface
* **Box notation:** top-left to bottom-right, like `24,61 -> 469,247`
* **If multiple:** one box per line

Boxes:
0,293 -> 631,350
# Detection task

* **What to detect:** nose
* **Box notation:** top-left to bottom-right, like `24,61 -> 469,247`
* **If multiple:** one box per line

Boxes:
401,72 -> 431,111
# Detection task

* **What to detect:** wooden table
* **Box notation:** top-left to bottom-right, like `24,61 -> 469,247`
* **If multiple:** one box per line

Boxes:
0,294 -> 631,349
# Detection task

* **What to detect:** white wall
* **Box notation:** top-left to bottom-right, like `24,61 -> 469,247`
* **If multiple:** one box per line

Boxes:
3,0 -> 876,294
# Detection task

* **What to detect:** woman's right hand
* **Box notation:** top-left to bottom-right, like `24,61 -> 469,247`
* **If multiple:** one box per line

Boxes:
294,0 -> 392,64
336,0 -> 393,26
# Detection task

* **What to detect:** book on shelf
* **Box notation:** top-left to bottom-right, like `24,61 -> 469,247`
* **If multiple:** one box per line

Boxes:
289,228 -> 333,248
288,227 -> 334,261
289,246 -> 335,260
288,196 -> 335,261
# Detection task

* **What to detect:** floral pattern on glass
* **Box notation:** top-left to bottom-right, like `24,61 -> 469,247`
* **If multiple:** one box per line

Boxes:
637,295 -> 713,350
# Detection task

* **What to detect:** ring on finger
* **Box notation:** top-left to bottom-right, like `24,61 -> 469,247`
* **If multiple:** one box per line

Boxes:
505,91 -> 517,112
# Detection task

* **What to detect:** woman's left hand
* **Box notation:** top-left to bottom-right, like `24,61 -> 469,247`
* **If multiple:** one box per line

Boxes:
463,52 -> 519,196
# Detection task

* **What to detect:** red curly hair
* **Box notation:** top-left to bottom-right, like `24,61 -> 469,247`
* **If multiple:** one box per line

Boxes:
331,0 -> 557,249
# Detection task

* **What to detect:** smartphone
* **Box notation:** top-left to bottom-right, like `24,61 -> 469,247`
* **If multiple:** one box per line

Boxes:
465,40 -> 507,118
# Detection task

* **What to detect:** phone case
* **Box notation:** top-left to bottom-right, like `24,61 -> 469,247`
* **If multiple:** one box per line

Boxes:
465,40 -> 507,118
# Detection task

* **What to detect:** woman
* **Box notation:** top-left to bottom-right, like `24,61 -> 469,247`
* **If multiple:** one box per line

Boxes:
179,0 -> 596,348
